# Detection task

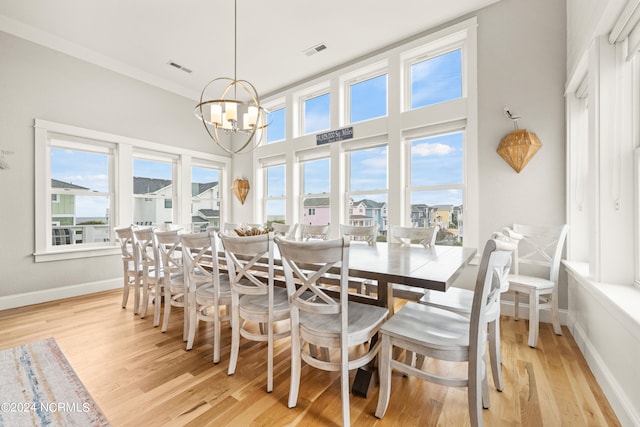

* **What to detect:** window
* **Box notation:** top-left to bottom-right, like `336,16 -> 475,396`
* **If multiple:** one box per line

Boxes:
410,48 -> 462,109
132,157 -> 174,226
264,164 -> 286,226
349,74 -> 387,123
409,131 -> 464,245
267,107 -> 286,143
303,92 -> 330,135
35,119 -> 231,261
191,165 -> 221,232
347,145 -> 388,241
301,158 -> 330,225
49,145 -> 112,247
253,18 -> 477,245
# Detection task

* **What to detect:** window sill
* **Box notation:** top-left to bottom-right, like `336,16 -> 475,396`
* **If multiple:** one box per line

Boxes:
34,246 -> 120,262
563,260 -> 640,341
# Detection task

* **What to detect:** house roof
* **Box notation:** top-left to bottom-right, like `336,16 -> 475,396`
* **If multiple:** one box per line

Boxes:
353,199 -> 386,209
193,182 -> 218,195
304,197 -> 330,207
198,209 -> 220,218
51,178 -> 88,190
133,177 -> 171,195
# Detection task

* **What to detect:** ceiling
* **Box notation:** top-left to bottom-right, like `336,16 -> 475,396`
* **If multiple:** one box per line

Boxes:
0,0 -> 500,101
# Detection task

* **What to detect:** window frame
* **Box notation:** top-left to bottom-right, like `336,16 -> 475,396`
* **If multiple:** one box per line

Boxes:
35,119 -> 231,262
342,63 -> 389,125
263,162 -> 287,226
264,99 -> 287,144
298,84 -> 331,136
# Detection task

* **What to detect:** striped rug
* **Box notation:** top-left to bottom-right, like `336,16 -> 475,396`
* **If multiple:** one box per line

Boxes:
0,338 -> 109,426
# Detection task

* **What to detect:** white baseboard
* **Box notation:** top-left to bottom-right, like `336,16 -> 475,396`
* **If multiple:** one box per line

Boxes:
568,317 -> 640,427
0,279 -> 121,311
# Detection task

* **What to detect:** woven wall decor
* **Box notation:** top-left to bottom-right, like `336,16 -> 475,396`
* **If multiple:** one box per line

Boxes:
497,129 -> 541,173
231,178 -> 250,205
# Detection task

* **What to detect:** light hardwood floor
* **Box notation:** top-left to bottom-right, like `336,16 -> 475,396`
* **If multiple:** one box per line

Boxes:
0,289 -> 620,426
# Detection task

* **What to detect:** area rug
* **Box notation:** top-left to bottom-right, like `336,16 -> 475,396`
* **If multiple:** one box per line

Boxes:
0,337 -> 110,426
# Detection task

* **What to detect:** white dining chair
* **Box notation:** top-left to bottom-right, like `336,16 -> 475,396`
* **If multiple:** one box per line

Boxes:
340,223 -> 379,246
417,231 -> 519,391
389,224 -> 439,247
506,223 -> 569,348
133,227 -> 163,325
276,236 -> 388,427
271,222 -> 292,238
219,231 -> 290,392
375,237 -> 515,426
115,226 -> 142,314
155,230 -> 186,338
299,223 -> 329,241
181,231 -> 232,363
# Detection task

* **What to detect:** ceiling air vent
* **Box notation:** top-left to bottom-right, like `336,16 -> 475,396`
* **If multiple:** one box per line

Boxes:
166,60 -> 193,74
303,43 -> 327,56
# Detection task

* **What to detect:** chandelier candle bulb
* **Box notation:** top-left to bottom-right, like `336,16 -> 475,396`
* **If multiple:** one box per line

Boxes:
247,106 -> 258,127
210,104 -> 222,125
222,112 -> 233,129
226,102 -> 237,122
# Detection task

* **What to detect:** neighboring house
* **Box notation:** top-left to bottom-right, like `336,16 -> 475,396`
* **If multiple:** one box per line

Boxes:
434,204 -> 454,229
302,197 -> 330,225
51,178 -> 88,226
350,199 -> 387,233
133,178 -> 220,227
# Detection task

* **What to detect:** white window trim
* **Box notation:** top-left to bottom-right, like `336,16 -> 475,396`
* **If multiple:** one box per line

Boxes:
34,119 -> 231,262
254,17 -> 478,248
262,163 -> 287,225
341,60 -> 389,126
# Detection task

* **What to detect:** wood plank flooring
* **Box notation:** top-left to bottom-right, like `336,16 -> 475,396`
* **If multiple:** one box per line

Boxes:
0,289 -> 620,426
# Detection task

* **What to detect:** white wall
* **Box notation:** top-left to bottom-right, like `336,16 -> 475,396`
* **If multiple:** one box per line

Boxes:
0,31 -> 225,302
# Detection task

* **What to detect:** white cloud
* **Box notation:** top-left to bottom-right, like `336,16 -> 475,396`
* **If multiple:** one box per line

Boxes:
411,143 -> 453,157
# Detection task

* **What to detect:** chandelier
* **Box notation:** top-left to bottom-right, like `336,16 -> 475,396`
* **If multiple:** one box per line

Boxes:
194,0 -> 267,154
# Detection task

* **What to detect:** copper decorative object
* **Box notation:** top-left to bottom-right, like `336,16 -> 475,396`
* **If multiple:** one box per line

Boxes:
497,129 -> 542,173
497,108 -> 542,173
231,178 -> 250,204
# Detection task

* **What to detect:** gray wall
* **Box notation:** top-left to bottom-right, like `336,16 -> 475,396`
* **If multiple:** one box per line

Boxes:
474,0 -> 567,307
0,31 -> 218,298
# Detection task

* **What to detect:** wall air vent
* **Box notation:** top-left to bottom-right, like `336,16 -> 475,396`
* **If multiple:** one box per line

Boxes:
303,43 -> 328,56
166,60 -> 193,74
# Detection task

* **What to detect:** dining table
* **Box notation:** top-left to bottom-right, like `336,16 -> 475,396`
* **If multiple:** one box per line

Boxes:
342,241 -> 477,314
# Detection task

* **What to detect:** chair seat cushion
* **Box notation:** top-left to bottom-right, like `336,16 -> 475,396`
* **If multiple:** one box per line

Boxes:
508,274 -> 554,291
239,286 -> 289,317
380,302 -> 470,350
300,302 -> 388,343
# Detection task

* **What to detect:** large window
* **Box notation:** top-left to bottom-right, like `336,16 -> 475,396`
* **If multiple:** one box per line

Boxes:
253,18 -> 477,246
410,48 -> 462,109
409,131 -> 464,245
132,157 -> 174,227
191,165 -> 221,232
49,144 -> 112,247
349,74 -> 387,124
347,145 -> 388,240
264,164 -> 286,226
303,92 -> 330,135
266,107 -> 286,143
301,158 -> 330,225
35,119 -> 230,261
